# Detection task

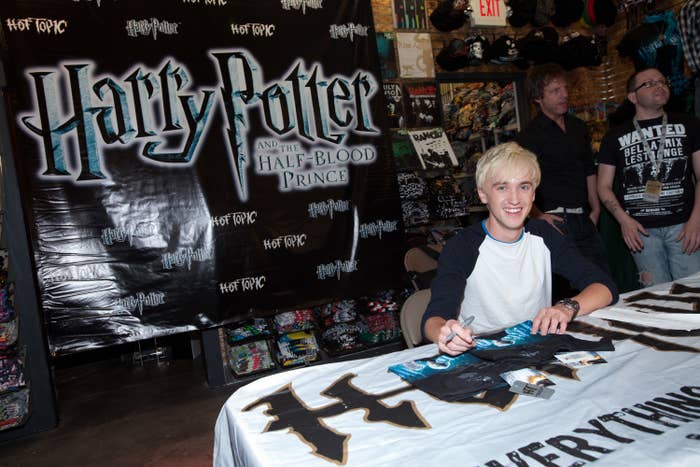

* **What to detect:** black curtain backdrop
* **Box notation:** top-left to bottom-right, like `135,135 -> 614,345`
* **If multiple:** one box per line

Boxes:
0,0 -> 404,354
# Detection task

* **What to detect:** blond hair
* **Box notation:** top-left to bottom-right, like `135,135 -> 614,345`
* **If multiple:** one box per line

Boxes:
475,142 -> 541,190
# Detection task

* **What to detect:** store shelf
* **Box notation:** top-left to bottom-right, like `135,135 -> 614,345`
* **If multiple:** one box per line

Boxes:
202,293 -> 407,388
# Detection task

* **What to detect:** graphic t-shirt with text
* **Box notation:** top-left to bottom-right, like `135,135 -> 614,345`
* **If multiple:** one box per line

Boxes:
598,113 -> 700,228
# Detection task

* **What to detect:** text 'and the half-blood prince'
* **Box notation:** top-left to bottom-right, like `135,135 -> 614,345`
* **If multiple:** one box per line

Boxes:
19,49 -> 380,201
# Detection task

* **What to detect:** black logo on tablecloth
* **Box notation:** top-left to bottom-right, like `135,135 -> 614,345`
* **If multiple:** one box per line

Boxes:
570,282 -> 700,352
244,374 -> 427,464
243,370 -> 576,464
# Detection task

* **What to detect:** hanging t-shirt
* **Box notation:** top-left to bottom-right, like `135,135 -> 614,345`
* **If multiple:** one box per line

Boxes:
617,11 -> 690,96
598,113 -> 700,228
679,0 -> 700,74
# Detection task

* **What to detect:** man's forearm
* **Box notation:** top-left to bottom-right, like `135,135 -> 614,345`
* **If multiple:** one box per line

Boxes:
423,316 -> 447,343
687,168 -> 700,224
598,187 -> 632,224
686,190 -> 700,227
572,283 -> 614,316
687,151 -> 700,224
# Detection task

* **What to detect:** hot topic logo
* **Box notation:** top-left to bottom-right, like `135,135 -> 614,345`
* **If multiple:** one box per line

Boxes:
18,49 -> 378,201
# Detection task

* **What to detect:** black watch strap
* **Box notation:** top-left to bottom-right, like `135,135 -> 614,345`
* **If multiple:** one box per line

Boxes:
556,298 -> 580,322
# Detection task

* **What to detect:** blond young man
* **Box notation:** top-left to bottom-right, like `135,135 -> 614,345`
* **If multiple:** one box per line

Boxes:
422,142 -> 617,356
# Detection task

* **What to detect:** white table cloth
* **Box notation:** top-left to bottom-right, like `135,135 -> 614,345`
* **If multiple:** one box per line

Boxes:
214,274 -> 700,466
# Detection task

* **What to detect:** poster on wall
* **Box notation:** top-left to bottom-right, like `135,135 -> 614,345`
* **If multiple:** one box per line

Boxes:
0,0 -> 404,354
403,81 -> 440,128
408,128 -> 458,169
391,0 -> 428,30
375,32 -> 398,79
391,129 -> 422,170
396,32 -> 435,78
383,82 -> 405,128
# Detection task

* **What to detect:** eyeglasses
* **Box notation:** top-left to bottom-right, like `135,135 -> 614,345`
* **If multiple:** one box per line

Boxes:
633,78 -> 669,92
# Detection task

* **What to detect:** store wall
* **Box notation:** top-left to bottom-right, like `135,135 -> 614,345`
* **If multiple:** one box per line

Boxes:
369,0 -> 687,110
370,0 -> 691,293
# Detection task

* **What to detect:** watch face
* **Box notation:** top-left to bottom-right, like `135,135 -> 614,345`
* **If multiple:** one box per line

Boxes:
558,298 -> 580,313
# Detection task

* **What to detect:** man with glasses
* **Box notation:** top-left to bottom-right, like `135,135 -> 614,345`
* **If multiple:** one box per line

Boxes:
598,68 -> 700,286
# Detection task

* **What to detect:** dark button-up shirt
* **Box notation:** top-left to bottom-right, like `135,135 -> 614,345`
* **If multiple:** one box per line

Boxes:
516,113 -> 595,212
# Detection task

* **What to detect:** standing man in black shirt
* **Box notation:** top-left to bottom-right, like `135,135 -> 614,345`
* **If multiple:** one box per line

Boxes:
517,63 -> 609,288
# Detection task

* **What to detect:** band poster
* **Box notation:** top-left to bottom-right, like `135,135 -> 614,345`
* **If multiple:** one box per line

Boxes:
0,0 -> 404,354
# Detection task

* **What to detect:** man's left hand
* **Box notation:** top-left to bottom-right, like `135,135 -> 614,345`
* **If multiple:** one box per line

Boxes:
531,304 -> 574,335
677,218 -> 700,254
589,209 -> 600,227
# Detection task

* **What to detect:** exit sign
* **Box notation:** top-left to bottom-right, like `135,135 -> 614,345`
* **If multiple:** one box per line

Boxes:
469,0 -> 507,27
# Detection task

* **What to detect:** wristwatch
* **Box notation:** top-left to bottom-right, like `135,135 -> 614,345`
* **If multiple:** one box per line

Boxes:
556,298 -> 580,322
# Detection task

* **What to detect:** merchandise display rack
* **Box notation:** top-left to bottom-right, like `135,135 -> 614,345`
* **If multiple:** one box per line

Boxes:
202,291 -> 408,387
0,235 -> 30,432
0,87 -> 57,443
397,72 -> 529,247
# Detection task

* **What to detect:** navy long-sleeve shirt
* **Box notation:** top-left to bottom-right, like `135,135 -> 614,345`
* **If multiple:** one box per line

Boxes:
421,219 -> 618,340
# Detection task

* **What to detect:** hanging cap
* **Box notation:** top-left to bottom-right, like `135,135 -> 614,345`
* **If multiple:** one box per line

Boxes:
436,39 -> 469,71
507,0 -> 537,27
517,26 -> 560,64
558,33 -> 603,70
489,35 -> 519,62
430,0 -> 468,32
533,0 -> 556,26
465,35 -> 491,65
551,0 -> 584,27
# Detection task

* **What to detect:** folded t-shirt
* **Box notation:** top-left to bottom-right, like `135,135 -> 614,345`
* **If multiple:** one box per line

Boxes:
389,321 -> 614,402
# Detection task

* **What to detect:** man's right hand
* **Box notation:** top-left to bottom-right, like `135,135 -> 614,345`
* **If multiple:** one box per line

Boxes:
533,211 -> 564,234
619,213 -> 648,252
438,319 -> 475,356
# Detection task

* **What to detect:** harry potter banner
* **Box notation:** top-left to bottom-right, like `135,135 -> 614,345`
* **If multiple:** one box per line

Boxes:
0,0 -> 404,354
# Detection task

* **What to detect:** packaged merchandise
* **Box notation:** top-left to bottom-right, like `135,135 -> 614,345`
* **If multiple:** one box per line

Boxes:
273,308 -> 314,334
225,318 -> 271,343
358,312 -> 402,345
0,350 -> 26,394
227,340 -> 275,376
0,388 -> 30,432
320,323 -> 364,355
315,300 -> 357,328
276,331 -> 320,367
0,317 -> 18,350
